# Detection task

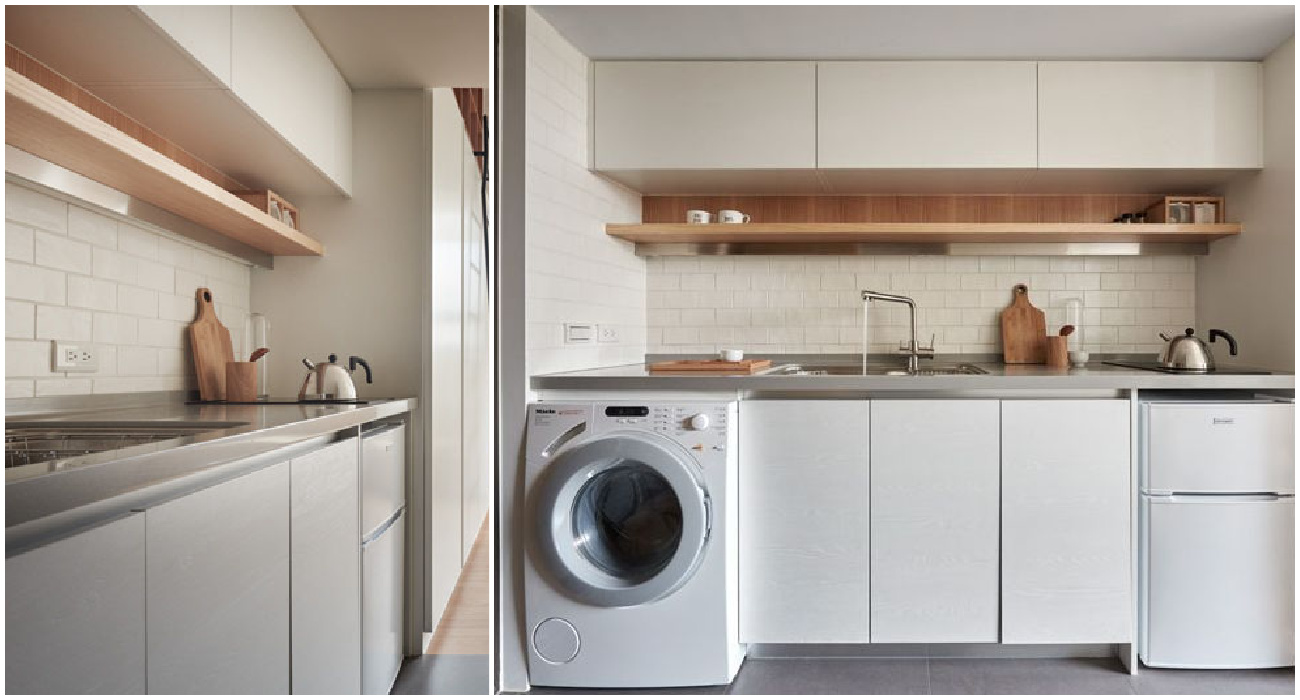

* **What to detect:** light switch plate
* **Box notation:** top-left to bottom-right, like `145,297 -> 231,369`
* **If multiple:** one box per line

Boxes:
564,323 -> 595,345
51,341 -> 99,372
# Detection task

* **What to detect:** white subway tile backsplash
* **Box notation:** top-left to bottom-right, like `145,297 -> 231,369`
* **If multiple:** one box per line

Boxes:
135,258 -> 176,293
35,305 -> 92,341
117,224 -> 159,258
649,255 -> 1197,355
34,230 -> 92,274
91,248 -> 137,285
68,206 -> 118,248
35,377 -> 93,396
7,300 -> 35,339
117,286 -> 158,318
7,340 -> 53,378
6,379 -> 35,398
68,275 -> 118,312
6,223 -> 35,262
7,261 -> 66,304
6,182 -> 67,233
92,312 -> 138,345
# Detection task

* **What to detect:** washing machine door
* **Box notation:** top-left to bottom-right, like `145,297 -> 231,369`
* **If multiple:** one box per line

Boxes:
532,431 -> 711,608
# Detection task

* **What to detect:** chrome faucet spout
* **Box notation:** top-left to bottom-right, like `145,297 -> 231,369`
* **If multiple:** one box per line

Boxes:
861,290 -> 925,372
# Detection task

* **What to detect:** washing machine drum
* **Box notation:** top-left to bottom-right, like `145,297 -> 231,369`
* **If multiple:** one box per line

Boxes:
532,432 -> 712,608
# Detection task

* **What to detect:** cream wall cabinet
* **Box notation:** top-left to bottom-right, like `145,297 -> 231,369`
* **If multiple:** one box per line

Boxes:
739,400 -> 871,643
592,61 -> 817,170
869,400 -> 1001,643
146,462 -> 291,694
137,5 -> 233,87
818,61 -> 1038,168
1038,62 -> 1262,168
231,6 -> 353,192
1002,400 -> 1132,643
290,438 -> 363,694
5,513 -> 147,694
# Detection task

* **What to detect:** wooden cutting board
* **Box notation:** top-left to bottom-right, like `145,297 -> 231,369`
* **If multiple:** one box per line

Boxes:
188,287 -> 235,400
1000,284 -> 1046,364
648,359 -> 772,374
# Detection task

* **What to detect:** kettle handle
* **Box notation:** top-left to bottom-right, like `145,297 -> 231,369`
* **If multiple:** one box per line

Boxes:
348,356 -> 374,385
1209,329 -> 1238,356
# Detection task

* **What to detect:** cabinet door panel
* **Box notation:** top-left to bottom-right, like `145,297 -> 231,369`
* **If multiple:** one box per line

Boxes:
291,439 -> 362,693
146,463 -> 291,694
818,61 -> 1037,168
593,61 -> 817,169
6,513 -> 146,694
362,512 -> 405,694
871,400 -> 1000,643
1002,400 -> 1131,643
1038,62 -> 1262,168
138,5 -> 233,86
739,400 -> 870,643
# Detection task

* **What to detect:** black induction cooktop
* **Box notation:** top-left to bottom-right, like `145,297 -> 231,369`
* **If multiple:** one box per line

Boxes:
1103,360 -> 1276,375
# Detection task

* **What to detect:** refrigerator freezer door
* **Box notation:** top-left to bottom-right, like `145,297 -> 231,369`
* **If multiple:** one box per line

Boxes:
361,424 -> 406,536
1144,496 -> 1295,668
362,510 -> 405,694
1146,403 -> 1294,494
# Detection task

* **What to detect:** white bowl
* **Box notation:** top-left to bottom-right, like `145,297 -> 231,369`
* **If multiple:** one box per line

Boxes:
719,349 -> 744,362
1069,350 -> 1090,366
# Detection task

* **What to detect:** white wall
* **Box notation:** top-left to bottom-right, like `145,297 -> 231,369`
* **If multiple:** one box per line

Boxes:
524,8 -> 644,378
1199,37 -> 1295,370
649,255 -> 1195,356
6,179 -> 252,397
251,90 -> 426,399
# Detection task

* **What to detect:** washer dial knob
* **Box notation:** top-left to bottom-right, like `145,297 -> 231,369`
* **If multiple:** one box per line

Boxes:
688,413 -> 711,431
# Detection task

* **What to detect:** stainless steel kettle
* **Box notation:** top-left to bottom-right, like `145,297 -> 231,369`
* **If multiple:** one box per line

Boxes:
1158,328 -> 1238,372
299,354 -> 373,400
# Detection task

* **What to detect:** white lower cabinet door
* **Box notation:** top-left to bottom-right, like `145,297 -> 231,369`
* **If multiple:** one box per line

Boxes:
291,438 -> 362,693
146,463 -> 291,694
6,512 -> 147,694
739,400 -> 871,643
362,511 -> 406,694
870,400 -> 1000,643
1002,400 -> 1131,643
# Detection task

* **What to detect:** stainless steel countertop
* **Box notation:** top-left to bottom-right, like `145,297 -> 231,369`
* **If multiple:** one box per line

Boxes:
532,357 -> 1295,393
6,396 -> 414,551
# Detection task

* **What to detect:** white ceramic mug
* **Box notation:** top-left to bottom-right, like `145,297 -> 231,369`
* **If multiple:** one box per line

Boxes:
719,349 -> 744,362
1069,350 -> 1090,367
718,209 -> 751,224
686,209 -> 711,224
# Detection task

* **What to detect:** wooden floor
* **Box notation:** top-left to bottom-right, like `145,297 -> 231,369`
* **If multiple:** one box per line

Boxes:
426,518 -> 490,655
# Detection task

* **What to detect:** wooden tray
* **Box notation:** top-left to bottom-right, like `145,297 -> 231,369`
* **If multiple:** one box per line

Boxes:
648,359 -> 772,374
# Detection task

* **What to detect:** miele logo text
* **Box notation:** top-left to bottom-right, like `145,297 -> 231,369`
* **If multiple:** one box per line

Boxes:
537,409 -> 556,414
1212,417 -> 1235,425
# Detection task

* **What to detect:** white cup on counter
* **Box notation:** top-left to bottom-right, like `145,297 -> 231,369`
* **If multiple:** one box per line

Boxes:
1069,350 -> 1090,367
686,209 -> 711,224
719,349 -> 744,362
718,209 -> 751,224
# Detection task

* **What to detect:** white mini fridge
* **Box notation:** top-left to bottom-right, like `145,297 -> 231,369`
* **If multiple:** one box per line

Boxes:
1140,400 -> 1295,669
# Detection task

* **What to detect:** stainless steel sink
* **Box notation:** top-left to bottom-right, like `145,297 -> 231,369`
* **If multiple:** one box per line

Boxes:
5,422 -> 247,469
762,363 -> 988,377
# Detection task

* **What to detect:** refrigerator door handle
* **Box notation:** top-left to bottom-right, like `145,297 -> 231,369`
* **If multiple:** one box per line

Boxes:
361,506 -> 405,546
1147,493 -> 1295,504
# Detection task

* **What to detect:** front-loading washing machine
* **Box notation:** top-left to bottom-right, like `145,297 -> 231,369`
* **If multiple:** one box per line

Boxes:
523,401 -> 745,688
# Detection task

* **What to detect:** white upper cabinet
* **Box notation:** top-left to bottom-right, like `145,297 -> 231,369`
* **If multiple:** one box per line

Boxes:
1038,62 -> 1262,168
137,5 -> 233,87
818,61 -> 1038,168
592,61 -> 817,170
231,6 -> 353,192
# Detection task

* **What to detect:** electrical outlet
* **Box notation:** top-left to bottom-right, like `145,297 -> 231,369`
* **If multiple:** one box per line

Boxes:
597,325 -> 619,343
51,341 -> 99,372
564,323 -> 595,345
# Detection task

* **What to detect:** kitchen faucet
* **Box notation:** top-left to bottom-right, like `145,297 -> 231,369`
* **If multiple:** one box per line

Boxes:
861,290 -> 935,373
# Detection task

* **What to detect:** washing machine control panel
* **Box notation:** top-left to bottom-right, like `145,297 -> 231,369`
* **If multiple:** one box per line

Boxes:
600,404 -> 731,457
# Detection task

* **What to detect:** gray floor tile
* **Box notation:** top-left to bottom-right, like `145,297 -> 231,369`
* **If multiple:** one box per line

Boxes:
391,653 -> 490,695
726,658 -> 929,695
1131,666 -> 1295,695
929,657 -> 1135,695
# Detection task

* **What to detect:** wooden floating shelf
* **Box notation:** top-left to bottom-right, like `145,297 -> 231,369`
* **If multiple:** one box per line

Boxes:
607,222 -> 1241,245
5,68 -> 324,257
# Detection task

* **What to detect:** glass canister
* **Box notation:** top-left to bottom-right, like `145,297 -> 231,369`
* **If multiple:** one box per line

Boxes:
247,313 -> 270,397
1063,298 -> 1084,351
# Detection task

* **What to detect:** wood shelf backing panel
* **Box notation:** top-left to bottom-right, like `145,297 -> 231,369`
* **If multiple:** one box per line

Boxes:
642,194 -> 1194,225
607,222 -> 1241,245
6,68 -> 323,256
